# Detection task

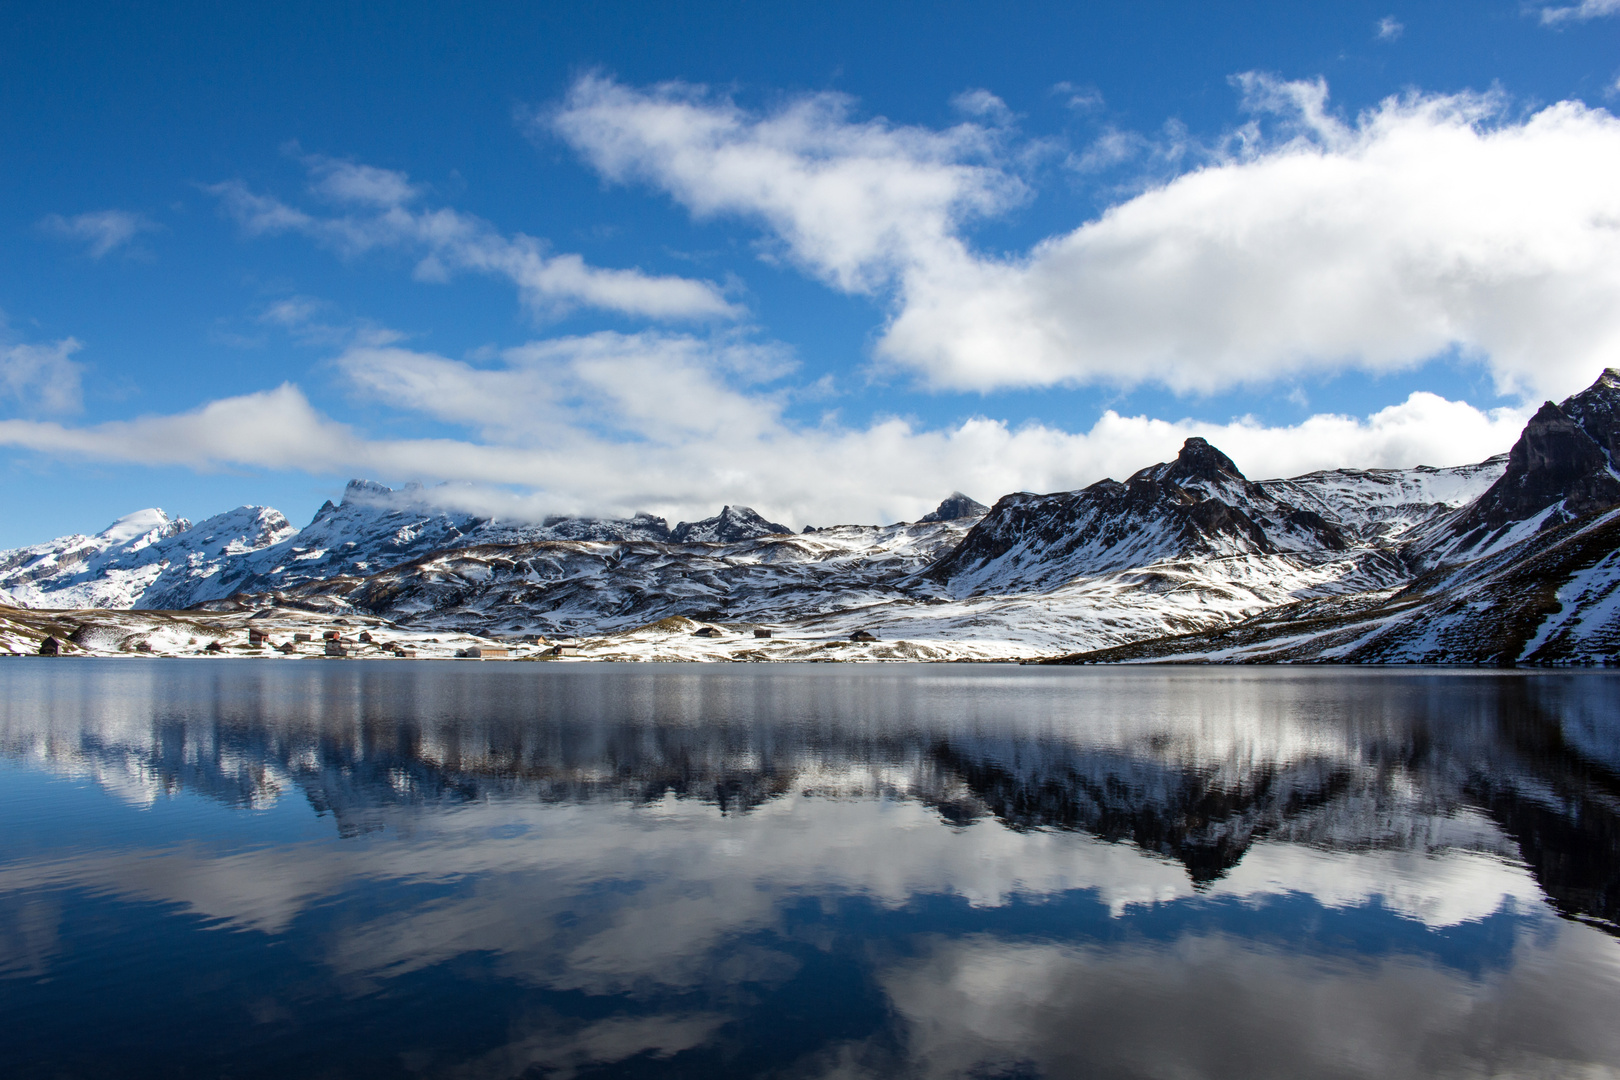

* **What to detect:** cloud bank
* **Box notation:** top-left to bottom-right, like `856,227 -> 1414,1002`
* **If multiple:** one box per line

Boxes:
0,331 -> 1529,526
551,75 -> 1620,401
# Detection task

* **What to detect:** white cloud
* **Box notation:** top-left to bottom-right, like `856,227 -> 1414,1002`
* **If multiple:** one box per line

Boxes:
0,338 -> 84,415
1376,15 -> 1405,40
547,74 -> 1026,295
0,330 -> 1531,527
1052,82 -> 1105,112
301,153 -> 423,207
39,210 -> 157,259
1538,0 -> 1620,24
205,156 -> 740,322
550,74 -> 1620,402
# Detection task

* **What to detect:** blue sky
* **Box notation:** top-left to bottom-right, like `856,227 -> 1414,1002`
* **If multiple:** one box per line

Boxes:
2,0 -> 1619,544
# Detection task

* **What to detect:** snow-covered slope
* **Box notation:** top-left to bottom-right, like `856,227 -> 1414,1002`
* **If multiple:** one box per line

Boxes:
0,506 -> 294,609
670,505 -> 792,543
1259,457 -> 1506,545
6,370 -> 1620,664
2,481 -> 733,610
927,438 -> 1355,600
1051,370 -> 1620,666
223,449 -> 1454,658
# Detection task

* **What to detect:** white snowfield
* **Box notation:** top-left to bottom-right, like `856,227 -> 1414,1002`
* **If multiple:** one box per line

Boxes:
4,367 -> 1619,664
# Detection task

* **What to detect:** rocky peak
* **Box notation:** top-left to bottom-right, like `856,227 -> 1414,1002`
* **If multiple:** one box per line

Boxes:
1160,437 -> 1248,489
340,479 -> 397,506
920,492 -> 990,523
1558,367 -> 1620,471
671,505 -> 792,544
1452,399 -> 1620,535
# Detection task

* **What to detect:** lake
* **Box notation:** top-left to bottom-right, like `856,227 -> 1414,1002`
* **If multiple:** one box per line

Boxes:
1,660 -> 1618,1079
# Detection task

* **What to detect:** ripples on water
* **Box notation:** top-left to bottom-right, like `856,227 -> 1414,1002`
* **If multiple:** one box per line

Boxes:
1,660 -> 1618,1079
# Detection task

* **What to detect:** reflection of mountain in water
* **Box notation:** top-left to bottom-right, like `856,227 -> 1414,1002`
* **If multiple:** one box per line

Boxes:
3,669 -> 1617,931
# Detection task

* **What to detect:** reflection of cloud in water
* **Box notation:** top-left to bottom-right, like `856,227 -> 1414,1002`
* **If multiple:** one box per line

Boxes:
439,1012 -> 730,1080
2,663 -> 1619,1076
845,929 -> 1620,1080
0,794 -> 1552,996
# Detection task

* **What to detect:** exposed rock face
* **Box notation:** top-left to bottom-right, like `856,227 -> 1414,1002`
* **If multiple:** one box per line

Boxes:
927,437 -> 1348,592
529,513 -> 672,543
919,492 -> 989,523
671,505 -> 792,543
1450,371 -> 1620,542
1561,367 -> 1620,468
1143,437 -> 1249,498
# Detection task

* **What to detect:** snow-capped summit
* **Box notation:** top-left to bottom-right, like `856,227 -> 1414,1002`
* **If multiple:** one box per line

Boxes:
99,508 -> 189,547
0,505 -> 293,610
672,505 -> 792,543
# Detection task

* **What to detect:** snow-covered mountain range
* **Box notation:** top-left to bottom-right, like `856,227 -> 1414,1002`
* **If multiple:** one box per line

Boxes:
4,369 -> 1620,665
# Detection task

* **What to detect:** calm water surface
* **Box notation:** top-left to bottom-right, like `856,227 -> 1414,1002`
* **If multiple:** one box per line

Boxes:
2,660 -> 1619,1079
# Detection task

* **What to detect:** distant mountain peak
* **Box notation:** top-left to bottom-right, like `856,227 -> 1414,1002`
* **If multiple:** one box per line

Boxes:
341,479 -> 397,506
672,505 -> 791,543
1165,437 -> 1247,486
920,492 -> 989,523
99,508 -> 186,545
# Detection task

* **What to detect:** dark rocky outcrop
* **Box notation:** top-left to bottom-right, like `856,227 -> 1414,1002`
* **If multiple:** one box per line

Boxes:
1560,367 -> 1620,469
919,492 -> 989,523
1451,371 -> 1620,541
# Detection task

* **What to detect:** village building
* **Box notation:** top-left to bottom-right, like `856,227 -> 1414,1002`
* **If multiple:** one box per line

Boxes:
38,636 -> 62,656
850,630 -> 879,642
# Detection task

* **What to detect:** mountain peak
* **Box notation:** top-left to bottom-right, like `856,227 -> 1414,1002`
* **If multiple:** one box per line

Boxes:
1146,437 -> 1244,492
98,509 -> 180,545
1452,398 -> 1620,534
340,479 -> 396,506
920,492 -> 989,523
1559,368 -> 1620,472
671,505 -> 791,543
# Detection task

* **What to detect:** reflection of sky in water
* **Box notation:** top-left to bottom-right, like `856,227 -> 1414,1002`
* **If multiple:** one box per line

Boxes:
1,661 -> 1618,1079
